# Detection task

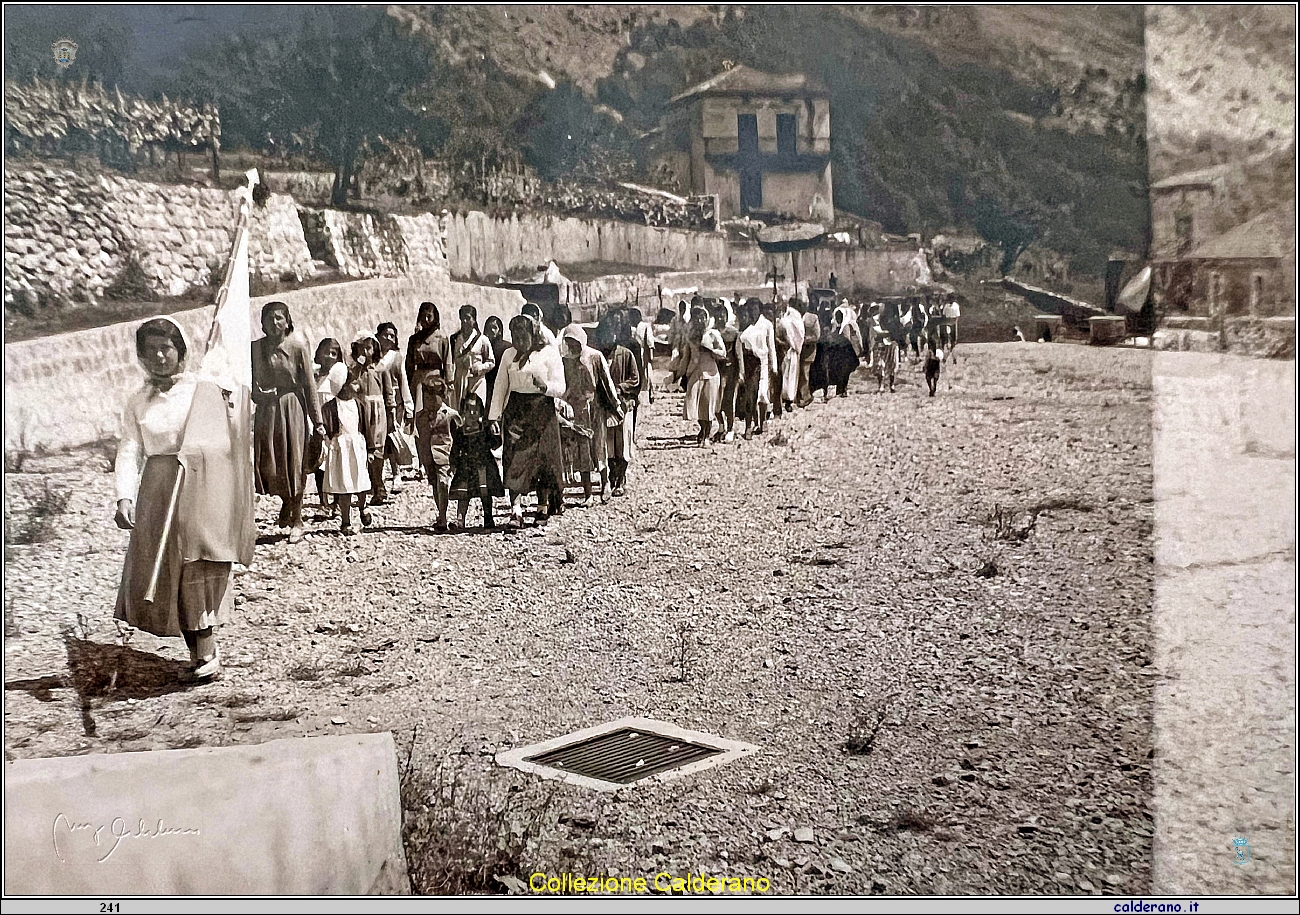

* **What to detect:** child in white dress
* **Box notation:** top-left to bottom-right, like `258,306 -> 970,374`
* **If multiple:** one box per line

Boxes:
321,370 -> 374,534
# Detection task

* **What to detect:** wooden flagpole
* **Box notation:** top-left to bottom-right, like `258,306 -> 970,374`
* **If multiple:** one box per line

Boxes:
141,169 -> 259,606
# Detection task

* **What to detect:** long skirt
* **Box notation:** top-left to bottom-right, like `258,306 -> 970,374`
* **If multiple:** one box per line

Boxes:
254,390 -> 309,499
607,410 -> 634,487
685,370 -> 721,422
502,393 -> 565,495
115,455 -> 233,638
809,344 -> 829,396
780,348 -> 800,402
824,343 -> 859,393
717,361 -> 740,426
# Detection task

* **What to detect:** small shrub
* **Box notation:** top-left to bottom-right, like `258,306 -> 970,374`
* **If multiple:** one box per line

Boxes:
286,662 -> 325,681
845,693 -> 909,756
668,619 -> 697,683
889,807 -> 936,833
103,252 -> 155,302
399,728 -> 560,895
988,504 -> 1036,542
5,479 -> 71,545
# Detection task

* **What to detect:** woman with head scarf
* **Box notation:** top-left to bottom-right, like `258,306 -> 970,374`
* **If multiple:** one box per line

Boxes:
684,305 -> 726,446
560,324 -> 603,504
406,301 -> 452,408
820,298 -> 863,399
482,315 -> 510,399
375,321 -> 414,501
488,313 -> 567,528
711,301 -> 740,443
777,297 -> 806,413
115,317 -> 253,682
448,304 -> 496,412
252,301 -> 324,543
591,320 -> 639,496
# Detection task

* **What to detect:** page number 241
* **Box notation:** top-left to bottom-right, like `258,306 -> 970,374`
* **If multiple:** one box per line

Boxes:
100,905 -> 120,913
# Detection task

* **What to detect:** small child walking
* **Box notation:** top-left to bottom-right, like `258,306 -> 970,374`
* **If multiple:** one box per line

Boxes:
312,337 -> 348,516
414,376 -> 461,532
923,334 -> 944,397
320,368 -> 375,534
449,392 -> 504,530
352,336 -> 393,517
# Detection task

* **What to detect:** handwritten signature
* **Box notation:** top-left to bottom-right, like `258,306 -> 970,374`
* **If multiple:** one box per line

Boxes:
53,813 -> 200,863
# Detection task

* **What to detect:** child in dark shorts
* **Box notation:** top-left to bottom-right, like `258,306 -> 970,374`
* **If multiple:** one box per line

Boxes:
923,335 -> 944,397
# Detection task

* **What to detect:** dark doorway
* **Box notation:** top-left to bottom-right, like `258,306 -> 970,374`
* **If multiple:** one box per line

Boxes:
737,113 -> 759,157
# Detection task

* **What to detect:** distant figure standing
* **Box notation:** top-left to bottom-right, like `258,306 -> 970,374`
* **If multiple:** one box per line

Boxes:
923,335 -> 944,397
829,271 -> 838,290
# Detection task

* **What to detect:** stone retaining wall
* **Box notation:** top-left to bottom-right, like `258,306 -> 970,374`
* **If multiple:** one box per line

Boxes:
3,166 -> 315,307
4,276 -> 523,452
299,209 -> 448,280
443,210 -> 929,296
1152,316 -> 1296,359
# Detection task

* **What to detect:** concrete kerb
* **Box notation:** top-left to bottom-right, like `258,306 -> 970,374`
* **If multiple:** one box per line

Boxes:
4,732 -> 411,895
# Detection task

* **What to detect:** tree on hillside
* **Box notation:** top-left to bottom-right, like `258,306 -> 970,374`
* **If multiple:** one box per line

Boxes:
277,8 -> 431,206
170,7 -> 430,206
513,81 -> 636,182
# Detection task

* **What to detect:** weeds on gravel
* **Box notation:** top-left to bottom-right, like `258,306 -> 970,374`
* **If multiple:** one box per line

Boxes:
286,662 -> 325,681
5,479 -> 72,546
845,693 -> 910,756
988,504 -> 1037,543
888,807 -> 936,833
399,727 -> 560,895
668,620 -> 698,684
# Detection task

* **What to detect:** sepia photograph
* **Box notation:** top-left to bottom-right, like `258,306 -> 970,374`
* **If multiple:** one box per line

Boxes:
2,3 -> 1295,906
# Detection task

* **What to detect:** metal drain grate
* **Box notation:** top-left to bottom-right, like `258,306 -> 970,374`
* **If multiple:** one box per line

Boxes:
496,717 -> 759,791
525,728 -> 722,784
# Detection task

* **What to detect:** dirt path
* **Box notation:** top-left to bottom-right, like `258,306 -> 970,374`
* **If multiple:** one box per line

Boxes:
1150,352 -> 1297,895
5,343 -> 1158,894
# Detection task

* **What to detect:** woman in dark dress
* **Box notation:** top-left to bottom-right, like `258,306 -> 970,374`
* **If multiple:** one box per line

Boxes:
483,315 -> 510,400
252,302 -> 324,543
487,314 -> 568,529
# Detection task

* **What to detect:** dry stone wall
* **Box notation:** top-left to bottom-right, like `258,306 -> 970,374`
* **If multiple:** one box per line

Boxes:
3,166 -> 315,307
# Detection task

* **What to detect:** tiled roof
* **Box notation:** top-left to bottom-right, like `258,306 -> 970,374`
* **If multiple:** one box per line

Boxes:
1188,207 -> 1296,260
670,66 -> 829,105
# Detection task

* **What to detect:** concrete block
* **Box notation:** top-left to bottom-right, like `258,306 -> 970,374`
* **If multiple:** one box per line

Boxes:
4,733 -> 410,895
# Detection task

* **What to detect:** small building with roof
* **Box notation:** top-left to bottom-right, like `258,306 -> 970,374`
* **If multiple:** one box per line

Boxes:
1154,206 -> 1296,320
648,65 -> 833,223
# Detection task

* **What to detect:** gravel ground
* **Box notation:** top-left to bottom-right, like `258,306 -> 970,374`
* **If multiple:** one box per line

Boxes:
4,342 -> 1157,895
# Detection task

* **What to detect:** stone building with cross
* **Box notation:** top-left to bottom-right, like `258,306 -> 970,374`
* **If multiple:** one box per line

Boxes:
648,66 -> 833,223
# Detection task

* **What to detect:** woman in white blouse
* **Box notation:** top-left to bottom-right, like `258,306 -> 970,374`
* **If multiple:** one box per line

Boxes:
488,314 -> 567,529
114,317 -> 248,682
448,304 -> 496,411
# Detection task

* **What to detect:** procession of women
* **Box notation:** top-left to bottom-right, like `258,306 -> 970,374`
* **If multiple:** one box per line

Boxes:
111,289 -> 960,682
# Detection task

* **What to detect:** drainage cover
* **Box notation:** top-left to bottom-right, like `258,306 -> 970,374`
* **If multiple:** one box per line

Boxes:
496,717 -> 759,792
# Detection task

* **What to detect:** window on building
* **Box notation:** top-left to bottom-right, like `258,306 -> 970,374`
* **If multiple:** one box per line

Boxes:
737,113 -> 759,158
777,114 -> 797,158
1251,274 -> 1264,313
1175,211 -> 1194,256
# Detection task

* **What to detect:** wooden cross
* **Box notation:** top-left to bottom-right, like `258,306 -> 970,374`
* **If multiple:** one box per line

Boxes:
765,267 -> 785,299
